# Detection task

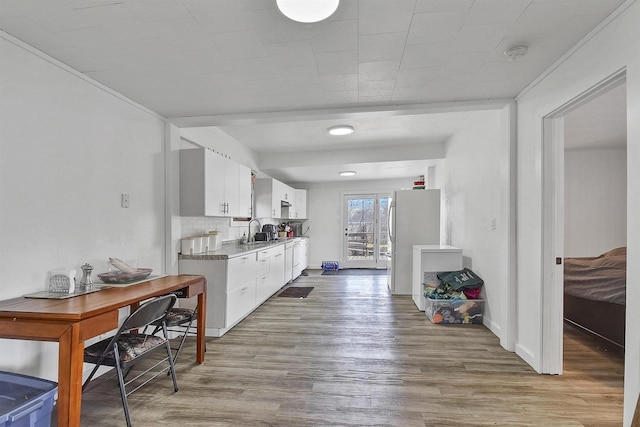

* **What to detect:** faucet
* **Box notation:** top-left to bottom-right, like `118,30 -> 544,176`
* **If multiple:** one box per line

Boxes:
248,218 -> 261,243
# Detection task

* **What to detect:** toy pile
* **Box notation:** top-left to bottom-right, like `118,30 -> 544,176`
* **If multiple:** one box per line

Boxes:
424,268 -> 484,324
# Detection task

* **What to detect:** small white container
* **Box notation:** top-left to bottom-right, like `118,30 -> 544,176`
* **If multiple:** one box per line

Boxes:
200,235 -> 211,253
181,238 -> 195,255
192,236 -> 203,254
207,231 -> 222,250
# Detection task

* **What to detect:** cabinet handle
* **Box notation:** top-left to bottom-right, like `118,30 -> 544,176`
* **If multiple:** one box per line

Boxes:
274,254 -> 282,257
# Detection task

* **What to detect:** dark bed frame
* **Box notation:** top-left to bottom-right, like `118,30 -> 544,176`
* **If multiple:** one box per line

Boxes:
563,293 -> 625,349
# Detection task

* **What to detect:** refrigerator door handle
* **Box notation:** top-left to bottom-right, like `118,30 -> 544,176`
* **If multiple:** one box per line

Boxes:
388,202 -> 395,242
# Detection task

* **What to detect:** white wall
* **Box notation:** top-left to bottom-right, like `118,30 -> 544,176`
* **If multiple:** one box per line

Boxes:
0,34 -> 167,380
302,178 -> 410,269
516,1 -> 640,424
180,126 -> 259,171
564,148 -> 627,257
434,109 -> 511,345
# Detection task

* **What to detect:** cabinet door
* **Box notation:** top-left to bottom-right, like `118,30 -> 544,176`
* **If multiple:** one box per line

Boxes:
256,274 -> 270,303
205,151 -> 227,216
256,250 -> 270,277
227,254 -> 257,293
294,189 -> 307,219
269,246 -> 285,293
301,239 -> 309,269
224,159 -> 239,217
226,281 -> 256,326
237,163 -> 253,218
254,178 -> 274,218
271,179 -> 283,217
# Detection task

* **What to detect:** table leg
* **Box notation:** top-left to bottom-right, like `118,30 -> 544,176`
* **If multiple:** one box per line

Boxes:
58,324 -> 84,427
196,291 -> 206,364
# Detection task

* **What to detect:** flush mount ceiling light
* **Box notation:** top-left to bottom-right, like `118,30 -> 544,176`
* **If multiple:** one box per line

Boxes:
339,171 -> 356,177
328,125 -> 354,136
276,0 -> 340,23
504,45 -> 528,61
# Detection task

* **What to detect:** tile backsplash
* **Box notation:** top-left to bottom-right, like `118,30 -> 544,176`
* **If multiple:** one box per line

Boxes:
180,216 -> 244,243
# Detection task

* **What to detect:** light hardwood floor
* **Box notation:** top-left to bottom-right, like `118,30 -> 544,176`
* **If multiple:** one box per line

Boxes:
66,270 -> 624,426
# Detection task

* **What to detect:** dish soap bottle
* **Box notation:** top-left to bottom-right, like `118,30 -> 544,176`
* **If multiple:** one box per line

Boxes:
241,232 -> 247,244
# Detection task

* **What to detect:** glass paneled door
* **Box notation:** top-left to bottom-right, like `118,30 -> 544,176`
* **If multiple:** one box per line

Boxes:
342,194 -> 391,269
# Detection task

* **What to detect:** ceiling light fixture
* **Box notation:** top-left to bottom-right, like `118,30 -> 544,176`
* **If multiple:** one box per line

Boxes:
328,125 -> 354,136
339,171 -> 356,177
504,45 -> 528,61
276,0 -> 340,23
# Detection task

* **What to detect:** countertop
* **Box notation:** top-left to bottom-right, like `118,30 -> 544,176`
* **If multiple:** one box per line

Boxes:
179,236 -> 307,260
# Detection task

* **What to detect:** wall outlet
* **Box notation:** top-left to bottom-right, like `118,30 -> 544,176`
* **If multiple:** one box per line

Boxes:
491,218 -> 496,230
121,193 -> 130,208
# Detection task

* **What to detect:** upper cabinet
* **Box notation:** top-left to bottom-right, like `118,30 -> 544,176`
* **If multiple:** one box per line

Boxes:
180,148 -> 252,218
255,178 -> 300,219
293,189 -> 307,220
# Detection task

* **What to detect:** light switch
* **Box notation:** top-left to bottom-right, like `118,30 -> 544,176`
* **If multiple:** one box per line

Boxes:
121,193 -> 130,208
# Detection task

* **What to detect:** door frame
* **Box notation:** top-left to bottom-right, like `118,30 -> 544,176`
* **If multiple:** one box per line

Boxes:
541,70 -> 627,374
341,192 -> 391,269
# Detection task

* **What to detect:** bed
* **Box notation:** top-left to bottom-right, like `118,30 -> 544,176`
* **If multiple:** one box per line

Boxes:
563,246 -> 627,348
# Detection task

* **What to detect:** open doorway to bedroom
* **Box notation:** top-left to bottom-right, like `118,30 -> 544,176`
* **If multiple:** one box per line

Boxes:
563,80 -> 627,351
542,76 -> 627,408
560,79 -> 627,396
541,71 -> 627,376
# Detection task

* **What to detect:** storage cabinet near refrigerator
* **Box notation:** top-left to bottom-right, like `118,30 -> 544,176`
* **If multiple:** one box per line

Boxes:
412,245 -> 463,311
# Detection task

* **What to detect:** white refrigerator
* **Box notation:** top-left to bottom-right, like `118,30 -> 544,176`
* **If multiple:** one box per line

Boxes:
387,189 -> 441,295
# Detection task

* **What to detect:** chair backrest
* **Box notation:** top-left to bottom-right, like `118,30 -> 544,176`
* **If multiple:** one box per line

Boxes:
121,294 -> 177,332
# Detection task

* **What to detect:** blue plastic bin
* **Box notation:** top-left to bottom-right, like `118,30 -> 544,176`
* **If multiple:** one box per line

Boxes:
321,261 -> 339,271
0,372 -> 57,427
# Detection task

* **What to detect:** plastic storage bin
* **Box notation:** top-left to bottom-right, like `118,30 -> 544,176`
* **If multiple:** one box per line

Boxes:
425,297 -> 484,324
321,261 -> 339,271
0,372 -> 57,427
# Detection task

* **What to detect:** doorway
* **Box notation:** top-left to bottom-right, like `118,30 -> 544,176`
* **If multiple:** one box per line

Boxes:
541,71 -> 627,375
342,193 -> 391,269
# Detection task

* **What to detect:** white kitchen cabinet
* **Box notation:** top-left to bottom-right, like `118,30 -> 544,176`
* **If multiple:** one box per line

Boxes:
180,148 -> 252,218
293,189 -> 307,219
411,245 -> 463,311
301,237 -> 309,270
178,241 -> 292,337
236,162 -> 252,218
292,239 -> 304,280
255,178 -> 295,219
226,283 -> 256,326
256,244 -> 285,303
178,253 -> 257,337
284,241 -> 294,284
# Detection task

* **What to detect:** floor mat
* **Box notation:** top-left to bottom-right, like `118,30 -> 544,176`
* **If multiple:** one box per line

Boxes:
278,286 -> 314,298
321,269 -> 387,276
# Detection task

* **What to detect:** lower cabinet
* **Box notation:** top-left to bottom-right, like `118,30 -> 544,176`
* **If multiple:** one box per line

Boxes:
256,245 -> 284,303
292,238 -> 309,281
178,243 -> 288,337
226,283 -> 256,326
284,242 -> 294,283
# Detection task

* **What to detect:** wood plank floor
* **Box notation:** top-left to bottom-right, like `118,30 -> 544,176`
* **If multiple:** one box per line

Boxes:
63,270 -> 624,426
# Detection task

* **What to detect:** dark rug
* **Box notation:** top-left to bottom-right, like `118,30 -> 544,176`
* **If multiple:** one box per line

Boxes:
278,286 -> 314,298
322,269 -> 387,276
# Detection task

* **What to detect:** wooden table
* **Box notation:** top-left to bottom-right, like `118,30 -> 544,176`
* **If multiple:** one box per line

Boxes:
0,274 -> 206,427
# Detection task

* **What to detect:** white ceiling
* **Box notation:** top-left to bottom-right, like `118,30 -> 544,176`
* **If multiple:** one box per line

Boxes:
0,0 -> 627,183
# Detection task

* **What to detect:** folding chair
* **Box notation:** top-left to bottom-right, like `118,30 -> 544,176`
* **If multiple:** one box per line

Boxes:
82,294 -> 178,427
146,305 -> 197,365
